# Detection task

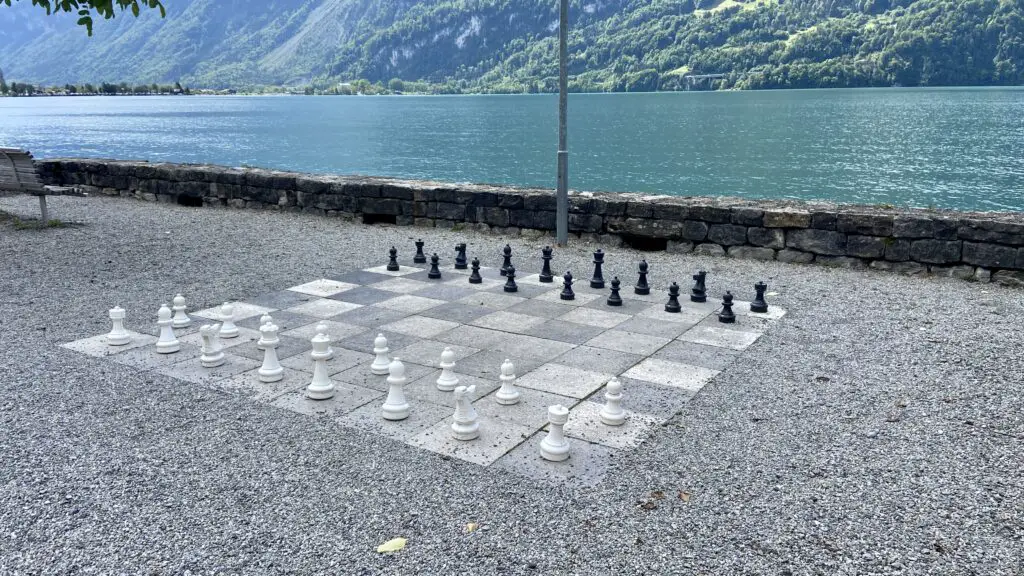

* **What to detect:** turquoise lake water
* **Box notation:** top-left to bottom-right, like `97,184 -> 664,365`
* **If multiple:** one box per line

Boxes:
0,88 -> 1021,210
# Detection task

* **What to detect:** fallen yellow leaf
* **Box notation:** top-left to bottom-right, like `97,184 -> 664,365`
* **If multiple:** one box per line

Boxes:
465,523 -> 479,533
678,491 -> 691,502
376,537 -> 407,553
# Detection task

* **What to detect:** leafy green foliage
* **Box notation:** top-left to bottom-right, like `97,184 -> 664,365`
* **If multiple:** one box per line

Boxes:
1,0 -> 165,35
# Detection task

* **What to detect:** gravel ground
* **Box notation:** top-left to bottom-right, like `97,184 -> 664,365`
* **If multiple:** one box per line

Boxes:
1,195 -> 1022,575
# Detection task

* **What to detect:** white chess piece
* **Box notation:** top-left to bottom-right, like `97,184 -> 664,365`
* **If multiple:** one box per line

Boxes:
451,385 -> 479,440
256,313 -> 274,350
218,302 -> 239,339
371,333 -> 390,375
171,294 -> 191,329
382,357 -> 410,421
599,378 -> 626,426
495,358 -> 520,405
258,321 -> 284,383
199,324 -> 226,368
306,330 -> 335,400
316,322 -> 335,360
539,404 -> 570,462
155,303 -> 180,354
107,305 -> 131,346
436,347 -> 459,391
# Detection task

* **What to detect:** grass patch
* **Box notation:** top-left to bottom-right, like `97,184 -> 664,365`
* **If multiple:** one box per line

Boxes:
0,210 -> 71,230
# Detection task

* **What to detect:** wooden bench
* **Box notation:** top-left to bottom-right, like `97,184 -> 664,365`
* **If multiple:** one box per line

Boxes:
0,147 -> 77,224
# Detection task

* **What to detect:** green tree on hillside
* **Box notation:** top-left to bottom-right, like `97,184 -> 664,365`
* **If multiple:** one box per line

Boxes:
1,0 -> 165,35
0,67 -> 7,94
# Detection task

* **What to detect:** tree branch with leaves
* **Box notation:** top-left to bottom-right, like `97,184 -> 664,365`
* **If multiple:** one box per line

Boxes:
1,0 -> 165,35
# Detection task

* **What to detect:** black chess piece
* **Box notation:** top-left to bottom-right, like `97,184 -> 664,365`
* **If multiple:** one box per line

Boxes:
719,292 -> 736,323
690,271 -> 707,303
635,260 -> 650,295
454,243 -> 468,270
590,249 -> 605,289
751,281 -> 769,313
468,257 -> 482,284
560,270 -> 575,301
665,282 -> 682,313
607,277 -> 623,306
413,240 -> 426,264
387,247 -> 400,272
500,244 -> 513,277
504,264 -> 518,293
428,253 -> 442,279
539,246 -> 554,283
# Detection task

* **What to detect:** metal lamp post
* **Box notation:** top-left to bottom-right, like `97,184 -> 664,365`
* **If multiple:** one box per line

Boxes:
555,0 -> 569,246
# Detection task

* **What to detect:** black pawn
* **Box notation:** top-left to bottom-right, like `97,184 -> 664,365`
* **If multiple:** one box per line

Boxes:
468,257 -> 482,284
751,281 -> 769,313
454,243 -> 468,270
690,271 -> 707,303
590,249 -> 605,289
560,270 -> 575,301
387,246 -> 400,272
607,277 -> 622,306
413,240 -> 426,264
665,282 -> 682,313
504,264 -> 518,293
428,253 -> 442,279
539,246 -> 554,283
500,244 -> 513,277
719,292 -> 736,323
635,260 -> 650,295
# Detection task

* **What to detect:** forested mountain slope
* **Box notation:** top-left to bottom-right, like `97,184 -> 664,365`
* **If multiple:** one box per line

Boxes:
1,0 -> 1020,90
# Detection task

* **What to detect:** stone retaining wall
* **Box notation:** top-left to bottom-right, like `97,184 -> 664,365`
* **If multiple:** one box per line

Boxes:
36,158 -> 1024,286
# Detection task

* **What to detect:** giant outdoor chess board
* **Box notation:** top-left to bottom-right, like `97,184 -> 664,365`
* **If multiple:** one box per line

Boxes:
61,258 -> 786,486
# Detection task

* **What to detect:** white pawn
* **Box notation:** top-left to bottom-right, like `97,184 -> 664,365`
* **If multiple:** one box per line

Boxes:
599,378 -> 626,426
382,357 -> 410,421
171,294 -> 191,329
451,385 -> 479,441
539,404 -> 570,462
495,358 -> 520,405
258,321 -> 284,383
107,305 -> 131,346
256,313 -> 274,350
371,333 -> 390,375
436,347 -> 459,391
218,302 -> 239,339
199,324 -> 226,368
316,322 -> 335,360
155,303 -> 180,354
306,330 -> 335,400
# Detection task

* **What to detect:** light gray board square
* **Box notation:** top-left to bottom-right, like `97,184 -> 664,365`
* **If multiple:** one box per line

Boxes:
404,371 -> 500,407
532,289 -> 600,307
270,383 -> 383,418
450,277 -> 505,291
279,347 -> 373,376
462,265 -> 502,280
155,353 -> 261,385
582,296 -> 655,316
331,305 -> 410,327
561,401 -> 664,450
583,330 -> 672,356
229,335 -> 309,362
380,315 -> 461,339
678,325 -> 762,351
513,273 -> 557,287
613,376 -> 700,419
483,283 -> 551,299
452,350 -> 547,381
456,291 -> 527,310
390,340 -> 481,368
373,294 -> 445,314
374,277 -> 434,294
473,388 -> 580,429
332,361 -> 435,393
516,363 -> 614,399
362,264 -> 422,277
193,302 -> 276,321
418,302 -> 495,324
285,298 -> 363,319
434,325 -> 511,350
731,300 -> 787,320
334,330 -> 421,358
327,269 -> 393,285
612,316 -> 697,339
401,268 -> 452,283
677,298 -> 721,315
215,367 -> 308,402
470,310 -> 546,334
336,399 -> 451,441
328,286 -> 397,306
485,334 -> 577,362
412,283 -> 478,301
621,358 -> 720,392
550,346 -> 644,375
522,321 -> 606,345
556,307 -> 632,329
179,326 -> 262,350
243,289 -> 315,310
652,341 -> 741,372
282,320 -> 369,342
636,306 -> 709,325
506,299 -> 574,319
407,416 -> 535,467
61,332 -> 157,358
108,343 -> 202,369
492,431 -> 618,488
235,310 -> 318,332
695,314 -> 773,334
286,279 -> 358,297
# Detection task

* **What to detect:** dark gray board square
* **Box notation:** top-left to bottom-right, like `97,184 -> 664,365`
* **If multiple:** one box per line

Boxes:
418,302 -> 494,324
108,343 -> 202,370
229,334 -> 310,362
327,269 -> 393,285
613,316 -> 696,339
584,378 -> 694,420
694,314 -> 771,334
492,431 -> 618,487
523,321 -> 606,345
333,361 -> 435,393
400,268 -> 449,283
335,330 -> 421,356
506,299 -> 573,319
328,286 -> 397,306
454,349 -> 546,381
412,284 -> 478,301
244,290 -> 316,310
486,283 -> 551,299
551,346 -> 644,375
651,341 -> 741,371
236,310 -> 318,332
331,305 -> 410,327
583,296 -> 654,316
